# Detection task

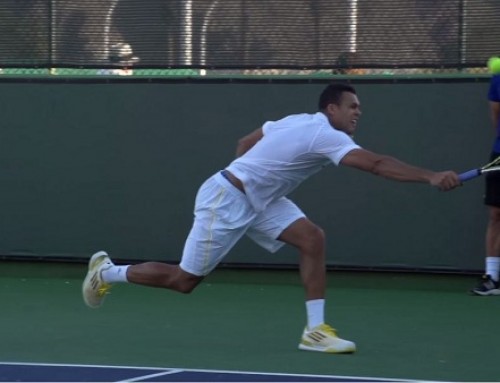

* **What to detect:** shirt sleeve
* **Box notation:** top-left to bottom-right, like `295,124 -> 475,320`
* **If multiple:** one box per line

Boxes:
312,127 -> 361,165
262,121 -> 274,135
488,75 -> 500,102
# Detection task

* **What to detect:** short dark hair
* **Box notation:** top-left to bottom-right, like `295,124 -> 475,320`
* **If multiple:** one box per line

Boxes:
318,83 -> 356,110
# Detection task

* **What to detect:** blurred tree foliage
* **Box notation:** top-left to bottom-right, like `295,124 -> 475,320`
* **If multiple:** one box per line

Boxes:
0,0 -> 49,65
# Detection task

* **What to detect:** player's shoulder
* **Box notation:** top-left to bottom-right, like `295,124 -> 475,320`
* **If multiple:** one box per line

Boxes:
283,112 -> 330,128
264,112 -> 316,130
277,112 -> 316,123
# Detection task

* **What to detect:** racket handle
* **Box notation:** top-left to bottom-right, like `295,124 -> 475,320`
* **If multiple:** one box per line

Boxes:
458,169 -> 480,182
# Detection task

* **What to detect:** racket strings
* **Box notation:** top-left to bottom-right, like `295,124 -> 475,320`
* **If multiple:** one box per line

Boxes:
484,156 -> 500,169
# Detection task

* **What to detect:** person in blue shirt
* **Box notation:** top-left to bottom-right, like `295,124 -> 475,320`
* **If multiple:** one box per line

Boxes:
472,74 -> 500,295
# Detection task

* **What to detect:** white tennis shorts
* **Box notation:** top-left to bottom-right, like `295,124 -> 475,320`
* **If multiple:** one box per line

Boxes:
179,171 -> 305,276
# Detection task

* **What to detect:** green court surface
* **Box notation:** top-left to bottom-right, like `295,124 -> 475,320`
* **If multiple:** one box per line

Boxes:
0,261 -> 498,382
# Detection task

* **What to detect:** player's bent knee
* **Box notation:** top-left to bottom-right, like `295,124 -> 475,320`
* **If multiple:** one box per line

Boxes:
176,283 -> 197,294
278,218 -> 325,254
313,225 -> 325,241
172,269 -> 204,294
171,279 -> 199,294
300,224 -> 325,254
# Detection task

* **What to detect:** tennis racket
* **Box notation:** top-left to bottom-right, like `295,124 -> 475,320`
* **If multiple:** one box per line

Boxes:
459,156 -> 500,182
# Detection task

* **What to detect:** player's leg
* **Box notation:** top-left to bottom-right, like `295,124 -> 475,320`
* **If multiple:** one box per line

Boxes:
126,262 -> 203,293
472,160 -> 500,296
82,250 -> 205,308
83,172 -> 256,307
247,198 -> 355,353
472,205 -> 500,295
279,218 -> 355,353
277,217 -> 326,301
486,206 -> 500,272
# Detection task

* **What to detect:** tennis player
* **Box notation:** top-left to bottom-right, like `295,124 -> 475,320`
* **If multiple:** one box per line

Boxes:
471,74 -> 500,296
83,83 -> 461,353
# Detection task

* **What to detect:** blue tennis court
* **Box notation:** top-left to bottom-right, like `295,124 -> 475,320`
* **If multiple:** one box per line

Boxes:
0,362 -> 417,382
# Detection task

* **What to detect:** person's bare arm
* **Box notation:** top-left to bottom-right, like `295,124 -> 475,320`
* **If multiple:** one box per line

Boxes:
340,148 -> 460,191
489,101 -> 500,131
235,128 -> 264,157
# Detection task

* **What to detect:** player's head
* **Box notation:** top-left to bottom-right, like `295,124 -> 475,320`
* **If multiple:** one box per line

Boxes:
318,83 -> 357,109
318,83 -> 361,136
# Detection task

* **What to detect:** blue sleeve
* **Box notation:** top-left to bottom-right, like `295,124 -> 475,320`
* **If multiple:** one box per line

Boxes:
488,75 -> 500,102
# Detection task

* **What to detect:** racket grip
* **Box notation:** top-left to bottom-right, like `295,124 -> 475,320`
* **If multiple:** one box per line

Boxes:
458,169 -> 480,182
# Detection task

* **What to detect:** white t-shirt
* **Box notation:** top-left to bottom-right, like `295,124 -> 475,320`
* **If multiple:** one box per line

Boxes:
226,112 -> 361,212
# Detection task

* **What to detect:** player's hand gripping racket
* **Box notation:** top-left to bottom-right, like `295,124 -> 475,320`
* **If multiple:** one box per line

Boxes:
459,156 -> 500,182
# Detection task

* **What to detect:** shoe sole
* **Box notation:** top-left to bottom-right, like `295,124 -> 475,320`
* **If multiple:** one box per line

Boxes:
82,251 -> 110,308
298,343 -> 356,354
471,289 -> 500,296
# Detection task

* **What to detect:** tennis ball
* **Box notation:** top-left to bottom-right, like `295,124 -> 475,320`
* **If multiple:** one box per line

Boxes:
487,56 -> 500,74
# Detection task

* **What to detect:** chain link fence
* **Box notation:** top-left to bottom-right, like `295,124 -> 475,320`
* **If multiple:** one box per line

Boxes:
0,0 -> 497,77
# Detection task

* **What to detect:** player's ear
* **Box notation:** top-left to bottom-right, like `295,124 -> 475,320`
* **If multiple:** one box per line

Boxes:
325,103 -> 338,115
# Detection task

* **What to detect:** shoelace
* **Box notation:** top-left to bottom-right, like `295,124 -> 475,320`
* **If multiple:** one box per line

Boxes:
95,259 -> 113,297
320,325 -> 338,336
480,275 -> 498,289
97,283 -> 112,297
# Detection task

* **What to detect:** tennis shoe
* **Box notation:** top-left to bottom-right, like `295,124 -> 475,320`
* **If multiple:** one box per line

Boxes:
471,274 -> 500,296
82,251 -> 114,308
298,324 -> 356,353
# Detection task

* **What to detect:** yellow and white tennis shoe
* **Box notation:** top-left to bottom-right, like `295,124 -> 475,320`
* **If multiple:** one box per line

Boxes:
298,324 -> 356,353
82,251 -> 114,308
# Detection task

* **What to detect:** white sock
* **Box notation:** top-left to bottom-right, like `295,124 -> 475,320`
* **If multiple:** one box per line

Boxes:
306,299 -> 325,330
486,257 -> 500,281
101,265 -> 130,283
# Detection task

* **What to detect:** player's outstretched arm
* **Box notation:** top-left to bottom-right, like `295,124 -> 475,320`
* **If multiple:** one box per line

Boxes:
340,148 -> 460,191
